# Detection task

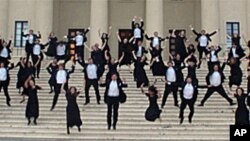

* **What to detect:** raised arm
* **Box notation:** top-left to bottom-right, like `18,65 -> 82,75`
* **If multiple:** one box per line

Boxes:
37,31 -> 41,39
144,32 -> 151,40
190,25 -> 199,35
84,27 -> 90,34
118,52 -> 125,63
84,43 -> 92,52
139,17 -> 144,28
208,29 -> 218,37
131,16 -> 136,29
68,65 -> 75,74
116,31 -> 122,42
34,56 -> 41,68
108,26 -> 112,38
99,40 -> 107,50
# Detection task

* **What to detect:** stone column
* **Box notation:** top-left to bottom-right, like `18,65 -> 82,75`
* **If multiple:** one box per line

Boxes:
90,0 -> 108,46
35,0 -> 53,42
201,0 -> 219,45
0,0 -> 9,39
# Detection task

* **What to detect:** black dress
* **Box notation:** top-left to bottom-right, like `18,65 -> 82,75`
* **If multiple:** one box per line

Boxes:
145,94 -> 161,121
150,48 -> 165,76
173,59 -> 184,86
47,63 -> 58,87
26,86 -> 40,119
119,42 -> 133,66
228,62 -> 242,87
176,36 -> 187,61
136,61 -> 149,88
66,93 -> 82,127
46,36 -> 58,57
101,37 -> 111,62
235,94 -> 249,125
16,62 -> 26,89
106,62 -> 119,83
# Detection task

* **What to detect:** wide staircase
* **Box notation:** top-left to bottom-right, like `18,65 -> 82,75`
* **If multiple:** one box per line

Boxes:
0,60 -> 245,141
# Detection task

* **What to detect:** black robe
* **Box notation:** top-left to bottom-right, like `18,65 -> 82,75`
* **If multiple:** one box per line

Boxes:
145,94 -> 161,122
26,86 -> 40,119
66,92 -> 82,127
235,94 -> 249,125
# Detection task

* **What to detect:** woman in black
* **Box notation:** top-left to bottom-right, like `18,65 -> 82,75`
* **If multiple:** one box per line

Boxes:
134,56 -> 149,88
45,32 -> 58,57
99,26 -> 112,63
229,87 -> 249,125
16,57 -> 26,93
46,59 -> 58,93
149,45 -> 166,78
175,30 -> 188,61
24,77 -> 42,125
141,85 -> 161,122
66,87 -> 82,134
227,57 -> 242,90
117,31 -> 134,71
184,54 -> 199,85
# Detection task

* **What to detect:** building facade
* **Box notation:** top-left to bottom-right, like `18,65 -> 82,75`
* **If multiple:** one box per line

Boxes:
0,0 -> 250,58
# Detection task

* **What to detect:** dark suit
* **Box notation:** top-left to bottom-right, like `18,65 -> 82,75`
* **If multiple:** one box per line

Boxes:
228,47 -> 245,61
207,46 -> 221,72
75,29 -> 89,61
103,80 -> 127,129
21,32 -> 41,64
200,63 -> 233,105
145,35 -> 165,48
0,40 -> 12,66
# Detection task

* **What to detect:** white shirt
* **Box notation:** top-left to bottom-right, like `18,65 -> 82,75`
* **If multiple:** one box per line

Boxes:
232,48 -> 238,58
199,35 -> 208,47
0,68 -> 7,81
134,28 -> 141,38
56,70 -> 67,84
0,47 -> 8,58
136,46 -> 143,57
108,81 -> 119,97
183,83 -> 194,99
75,35 -> 83,46
152,37 -> 159,47
87,64 -> 97,79
166,67 -> 176,82
33,44 -> 41,55
57,45 -> 66,56
28,35 -> 34,44
210,71 -> 221,87
210,50 -> 217,62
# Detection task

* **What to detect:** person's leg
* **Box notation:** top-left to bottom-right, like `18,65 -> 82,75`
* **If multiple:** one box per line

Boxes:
161,84 -> 171,108
172,85 -> 179,106
84,80 -> 91,104
216,85 -> 234,105
179,99 -> 187,124
199,87 -> 215,106
107,98 -> 112,130
188,100 -> 194,123
113,99 -> 120,130
93,80 -> 100,104
51,84 -> 61,110
3,82 -> 11,106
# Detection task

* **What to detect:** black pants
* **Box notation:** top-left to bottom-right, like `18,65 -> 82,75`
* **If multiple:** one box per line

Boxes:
0,81 -> 10,102
179,98 -> 194,120
31,54 -> 41,77
107,97 -> 120,128
85,79 -> 100,103
25,44 -> 34,64
76,45 -> 84,61
52,83 -> 68,109
161,83 -> 178,108
198,46 -> 207,67
200,85 -> 233,105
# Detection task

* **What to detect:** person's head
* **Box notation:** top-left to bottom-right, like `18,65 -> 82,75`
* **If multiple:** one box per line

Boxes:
176,54 -> 181,60
232,42 -> 237,48
52,58 -> 58,64
27,61 -> 32,68
155,45 -> 160,50
35,39 -> 40,44
137,40 -> 142,46
58,63 -> 64,70
141,56 -> 146,62
188,60 -> 195,67
229,57 -> 236,65
76,31 -> 81,36
94,43 -> 99,50
148,85 -> 158,95
186,76 -> 193,84
88,58 -> 93,64
70,32 -> 75,37
0,62 -> 4,68
29,29 -> 34,34
236,87 -> 244,96
102,33 -> 108,39
179,30 -> 185,36
69,86 -> 77,94
154,32 -> 158,37
110,58 -> 116,64
213,64 -> 219,71
201,29 -> 206,35
135,23 -> 139,28
2,40 -> 7,47
233,33 -> 239,38
167,61 -> 173,67
188,44 -> 196,54
49,32 -> 54,37
123,38 -> 128,44
28,80 -> 35,87
210,45 -> 215,50
111,73 -> 118,81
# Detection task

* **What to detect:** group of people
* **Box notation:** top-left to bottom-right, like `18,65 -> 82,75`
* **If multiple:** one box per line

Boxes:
1,16 -> 250,134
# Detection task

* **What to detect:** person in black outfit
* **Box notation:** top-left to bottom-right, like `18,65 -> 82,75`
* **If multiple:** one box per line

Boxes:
78,58 -> 100,105
190,25 -> 217,68
179,76 -> 198,124
99,26 -> 112,62
117,31 -> 134,72
141,85 -> 162,122
0,62 -> 14,106
227,33 -> 241,47
187,44 -> 196,56
175,30 -> 188,61
145,31 -> 166,48
162,61 -> 179,108
184,55 -> 199,86
15,57 -> 26,93
206,45 -> 221,72
51,63 -> 75,111
170,53 -> 185,87
66,86 -> 82,134
134,56 -> 149,88
46,59 -> 58,93
198,63 -> 235,106
131,16 -> 144,43
0,38 -> 12,66
103,73 -> 128,130
75,28 -> 90,61
22,30 -> 41,64
24,77 -> 42,125
227,57 -> 242,90
228,42 -> 245,62
45,32 -> 58,57
228,87 -> 249,125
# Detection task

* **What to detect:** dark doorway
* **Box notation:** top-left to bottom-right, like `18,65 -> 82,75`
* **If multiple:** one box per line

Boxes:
168,29 -> 186,57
